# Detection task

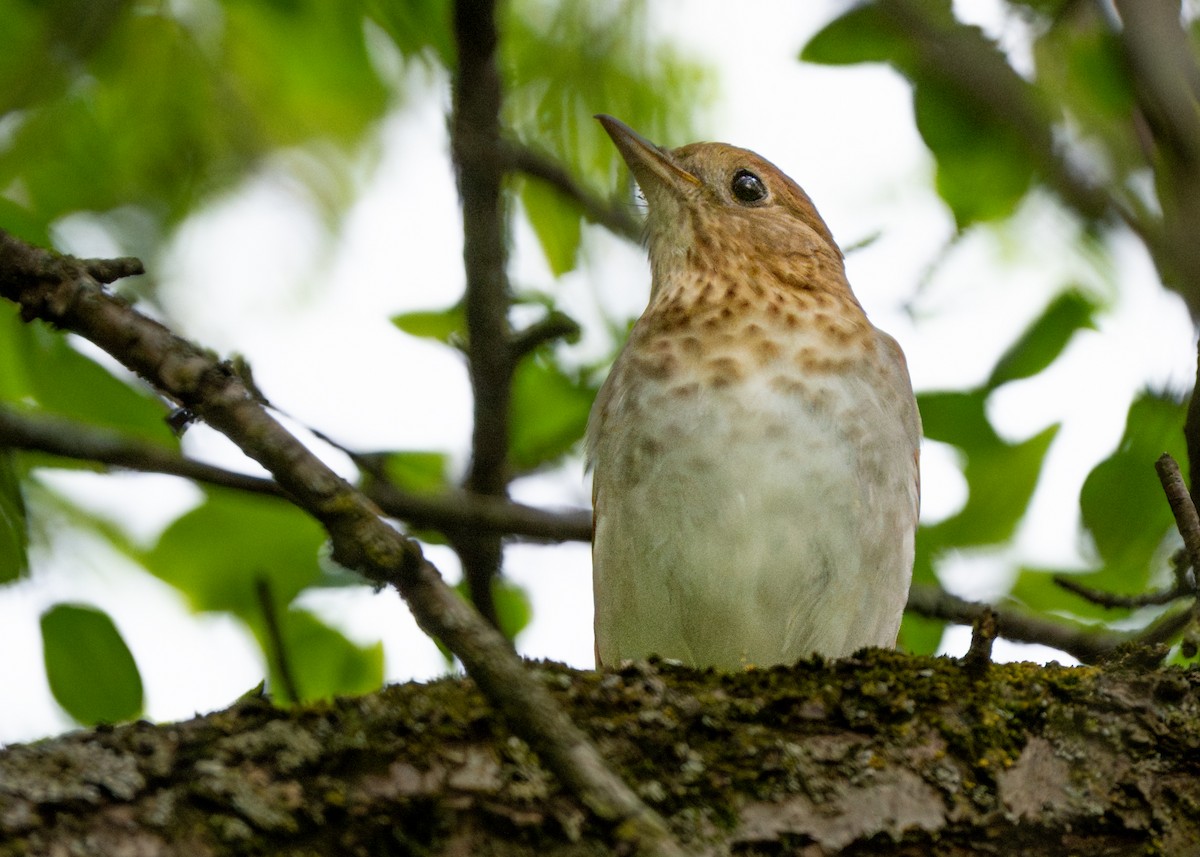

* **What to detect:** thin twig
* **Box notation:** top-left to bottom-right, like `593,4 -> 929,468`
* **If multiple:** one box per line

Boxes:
1052,574 -> 1190,609
962,607 -> 997,678
501,141 -> 642,242
1155,453 -> 1200,653
0,229 -> 689,857
1156,454 -> 1200,574
0,405 -> 593,542
509,310 -> 581,360
255,576 -> 300,704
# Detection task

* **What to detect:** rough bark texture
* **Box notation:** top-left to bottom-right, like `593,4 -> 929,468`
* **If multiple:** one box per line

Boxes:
2,652 -> 1197,856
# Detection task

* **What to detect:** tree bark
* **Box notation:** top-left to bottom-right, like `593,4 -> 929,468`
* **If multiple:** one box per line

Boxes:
2,652 -> 1197,855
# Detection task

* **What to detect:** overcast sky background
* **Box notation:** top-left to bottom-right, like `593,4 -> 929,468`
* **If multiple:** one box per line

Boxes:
1,0 -> 1195,744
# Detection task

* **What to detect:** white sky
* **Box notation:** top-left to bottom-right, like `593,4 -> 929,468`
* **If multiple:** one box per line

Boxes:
1,1 -> 1195,743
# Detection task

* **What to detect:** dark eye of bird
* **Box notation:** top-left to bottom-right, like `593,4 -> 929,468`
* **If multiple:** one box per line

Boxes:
731,169 -> 767,204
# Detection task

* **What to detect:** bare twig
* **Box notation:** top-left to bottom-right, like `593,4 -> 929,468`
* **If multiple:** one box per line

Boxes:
1052,573 -> 1191,609
255,576 -> 300,705
0,229 -> 688,857
1155,453 -> 1200,653
501,141 -> 642,242
510,310 -> 582,361
962,607 -> 997,678
1156,454 -> 1200,574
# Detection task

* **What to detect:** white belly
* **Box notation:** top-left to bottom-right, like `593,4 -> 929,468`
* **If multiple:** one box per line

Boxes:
590,366 -> 916,669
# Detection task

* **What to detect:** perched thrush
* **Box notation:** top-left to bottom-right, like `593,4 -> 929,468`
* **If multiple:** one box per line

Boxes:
588,115 -> 921,670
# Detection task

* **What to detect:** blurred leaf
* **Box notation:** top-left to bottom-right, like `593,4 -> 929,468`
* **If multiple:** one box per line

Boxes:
383,451 -> 451,495
0,199 -> 53,247
898,611 -> 946,656
1079,391 -> 1187,587
144,490 -> 325,617
0,307 -> 33,404
0,452 -> 28,583
0,0 -> 129,116
493,576 -> 533,642
916,390 -> 998,448
913,80 -> 1035,226
1033,15 -> 1140,183
800,1 -> 914,66
2,319 -> 176,448
223,0 -> 388,148
509,354 -> 596,471
41,602 -> 143,725
268,608 -> 383,701
520,177 -> 583,277
804,1 -> 1043,228
1,1 -> 389,240
502,0 -> 712,259
391,304 -> 465,345
987,288 -> 1100,389
928,424 -> 1059,548
363,0 -> 454,66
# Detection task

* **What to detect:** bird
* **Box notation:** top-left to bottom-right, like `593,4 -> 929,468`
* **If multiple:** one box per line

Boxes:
588,115 -> 920,670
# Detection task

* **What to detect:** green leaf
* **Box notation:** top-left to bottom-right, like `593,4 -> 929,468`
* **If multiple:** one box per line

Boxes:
363,0 -> 454,66
927,424 -> 1060,548
0,452 -> 28,583
267,608 -> 383,702
800,2 -> 912,66
1079,391 -> 1187,588
520,177 -> 584,277
391,304 -> 465,345
898,611 -> 946,656
3,318 -> 176,448
913,79 -> 1036,226
916,390 -> 999,448
502,0 -> 713,205
382,451 -> 451,495
41,603 -> 143,725
1033,20 -> 1139,181
509,355 -> 596,471
144,490 -> 325,617
988,288 -> 1100,389
493,576 -> 533,642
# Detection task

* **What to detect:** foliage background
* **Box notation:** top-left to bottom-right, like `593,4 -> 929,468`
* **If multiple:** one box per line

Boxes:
1,0 -> 1195,743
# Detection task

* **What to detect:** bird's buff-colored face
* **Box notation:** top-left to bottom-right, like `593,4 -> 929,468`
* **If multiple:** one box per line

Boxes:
595,114 -> 841,277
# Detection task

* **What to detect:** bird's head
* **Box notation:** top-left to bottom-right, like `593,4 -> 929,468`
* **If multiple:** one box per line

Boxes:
596,114 -> 844,294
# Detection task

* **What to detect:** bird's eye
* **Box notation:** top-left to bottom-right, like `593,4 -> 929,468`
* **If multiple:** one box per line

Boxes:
731,169 -> 767,204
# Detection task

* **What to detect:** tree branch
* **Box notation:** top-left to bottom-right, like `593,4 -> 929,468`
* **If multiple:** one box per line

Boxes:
0,229 -> 688,857
0,405 -> 593,542
451,0 -> 514,627
905,582 -> 1189,664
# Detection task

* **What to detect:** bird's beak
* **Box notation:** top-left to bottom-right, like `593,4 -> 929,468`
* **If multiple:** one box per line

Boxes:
596,114 -> 702,196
